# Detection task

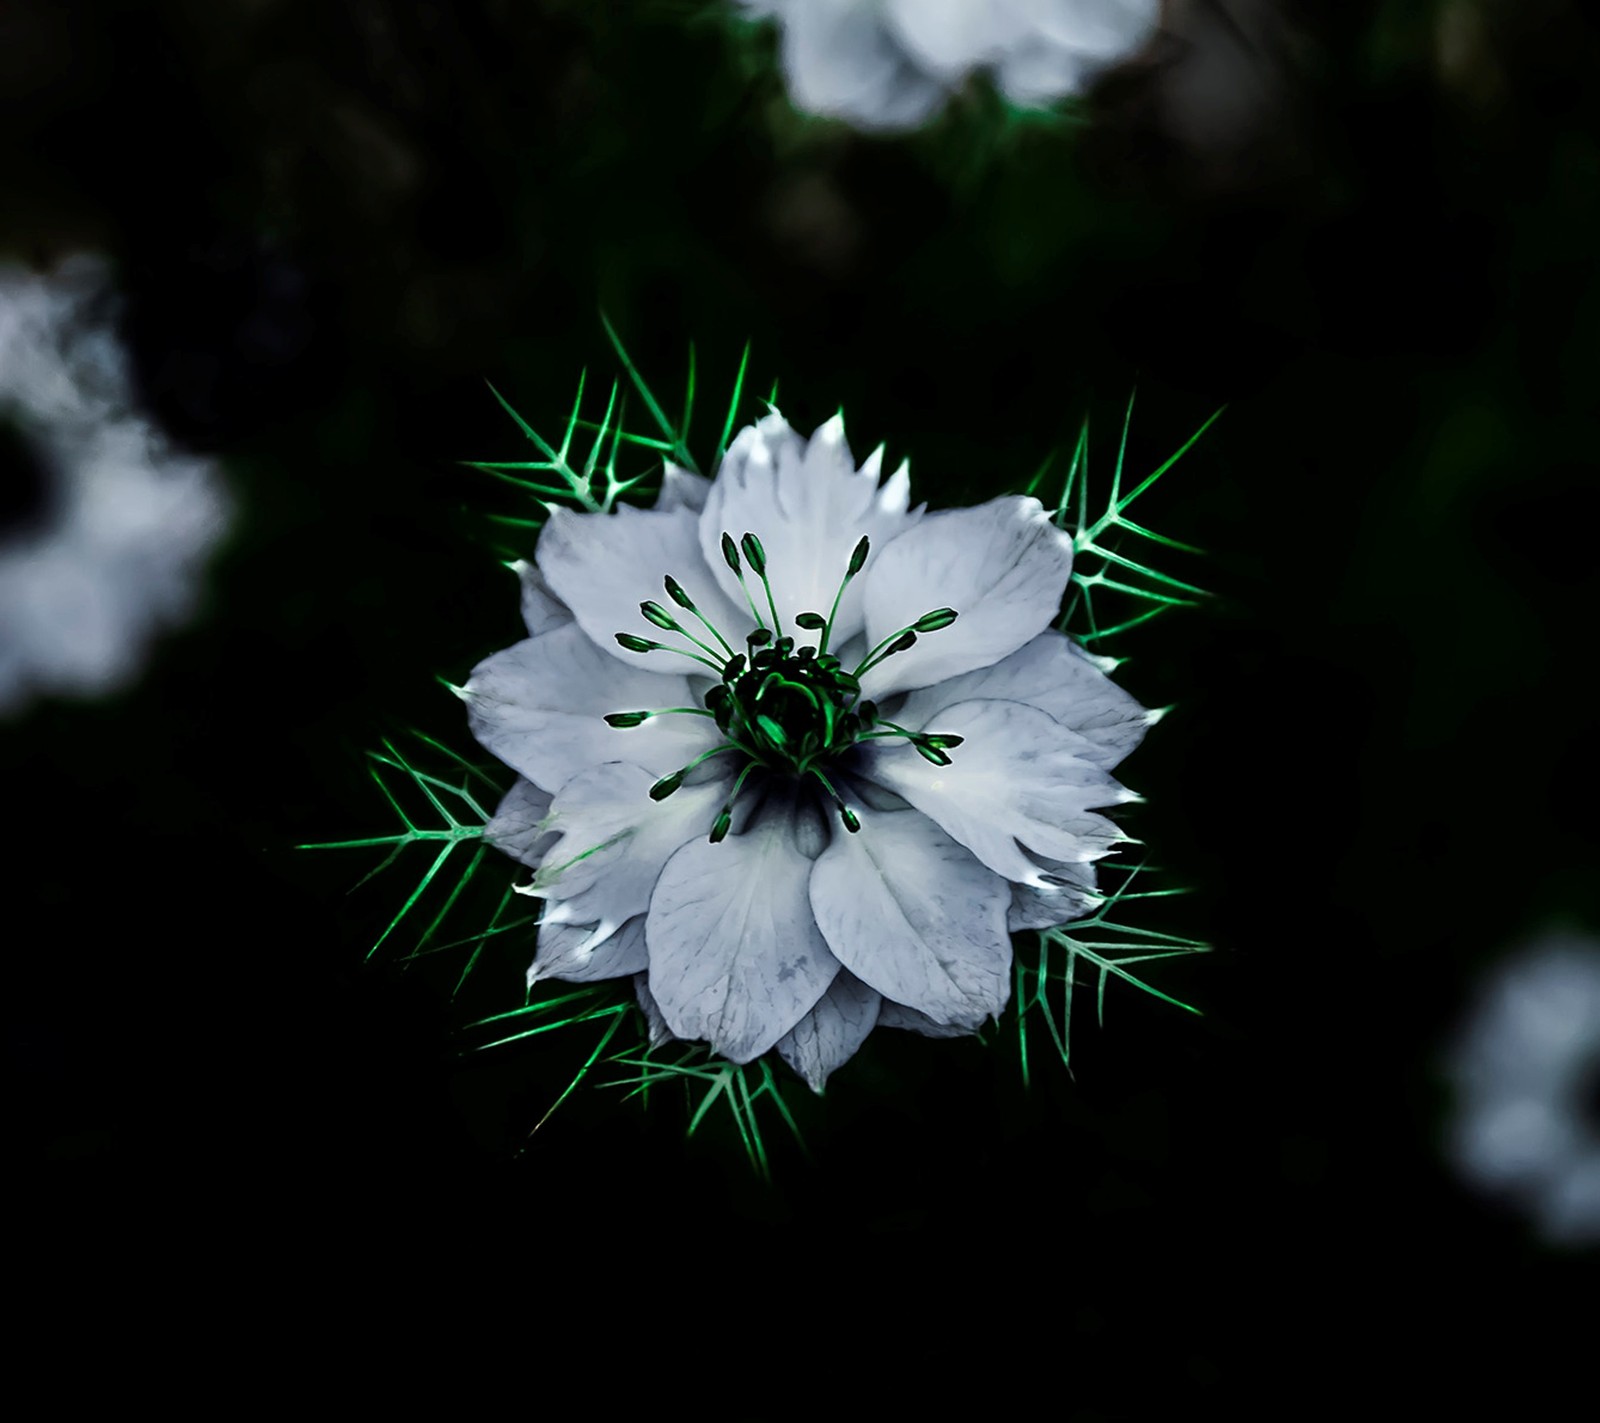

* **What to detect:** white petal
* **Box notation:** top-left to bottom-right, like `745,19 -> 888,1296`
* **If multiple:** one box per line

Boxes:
700,412 -> 920,650
883,0 -> 1011,77
633,973 -> 675,1047
1017,0 -> 1160,61
1008,855 -> 1100,931
483,778 -> 557,867
510,560 -> 573,637
528,915 -> 648,987
527,761 -> 728,932
810,805 -> 1012,1027
858,496 -> 1073,698
856,698 -> 1133,884
654,462 -> 711,514
892,629 -> 1152,769
876,1001 -> 975,1039
465,624 -> 722,793
536,501 -> 751,671
778,0 -> 951,130
646,804 -> 840,1063
775,969 -> 882,1092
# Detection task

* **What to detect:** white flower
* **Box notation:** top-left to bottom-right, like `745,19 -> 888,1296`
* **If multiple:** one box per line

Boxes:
1448,933 -> 1600,1244
742,0 -> 1161,131
465,411 -> 1153,1090
0,257 -> 229,715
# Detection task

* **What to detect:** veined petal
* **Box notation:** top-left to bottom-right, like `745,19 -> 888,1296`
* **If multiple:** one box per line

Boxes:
700,411 -> 919,649
646,803 -> 840,1064
633,972 -> 674,1047
775,969 -> 881,1093
655,461 -> 711,514
876,1001 -> 974,1039
536,502 -> 751,671
859,496 -> 1073,698
527,761 -> 729,932
892,629 -> 1153,769
856,698 -> 1134,885
1009,854 -> 1100,931
483,777 -> 557,867
528,916 -> 648,987
510,560 -> 573,637
810,805 -> 1012,1027
464,624 -> 722,794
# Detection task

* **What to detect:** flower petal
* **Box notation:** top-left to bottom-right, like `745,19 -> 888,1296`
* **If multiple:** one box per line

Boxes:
654,461 -> 711,514
483,777 -> 557,867
810,805 -> 1012,1027
646,803 -> 840,1064
527,915 -> 648,987
465,624 -> 722,794
510,559 -> 573,637
883,0 -> 1010,77
1008,854 -> 1099,931
536,501 -> 751,671
856,698 -> 1134,885
775,969 -> 881,1092
777,0 -> 950,130
891,629 -> 1153,769
526,761 -> 728,934
858,496 -> 1073,698
633,972 -> 674,1047
699,411 -> 919,649
876,1001 -> 974,1039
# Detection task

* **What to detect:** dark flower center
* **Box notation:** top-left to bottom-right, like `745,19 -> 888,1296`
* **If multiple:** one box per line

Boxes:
608,529 -> 962,841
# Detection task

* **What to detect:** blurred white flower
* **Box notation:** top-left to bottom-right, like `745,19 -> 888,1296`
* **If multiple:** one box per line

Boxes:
1448,932 -> 1600,1244
742,0 -> 1161,131
465,412 -> 1153,1091
0,257 -> 229,714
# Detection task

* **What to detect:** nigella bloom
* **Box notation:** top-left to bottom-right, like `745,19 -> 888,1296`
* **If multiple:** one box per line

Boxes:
1448,933 -> 1600,1244
0,257 -> 228,714
464,411 -> 1154,1091
741,0 -> 1162,132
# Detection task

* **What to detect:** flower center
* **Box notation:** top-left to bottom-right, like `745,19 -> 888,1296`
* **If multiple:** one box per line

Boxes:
607,530 -> 963,841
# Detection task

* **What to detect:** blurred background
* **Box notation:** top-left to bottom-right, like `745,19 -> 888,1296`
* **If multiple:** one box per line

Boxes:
5,0 -> 1597,1391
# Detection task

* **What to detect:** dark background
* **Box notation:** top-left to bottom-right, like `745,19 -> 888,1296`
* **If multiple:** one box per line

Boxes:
5,0 -> 1597,1397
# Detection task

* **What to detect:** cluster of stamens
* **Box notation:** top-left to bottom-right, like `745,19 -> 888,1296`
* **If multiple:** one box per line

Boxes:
604,531 -> 963,842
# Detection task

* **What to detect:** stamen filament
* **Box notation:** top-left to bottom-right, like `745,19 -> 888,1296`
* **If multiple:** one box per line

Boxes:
649,741 -> 743,800
741,532 -> 784,637
664,575 -> 736,659
614,633 -> 726,676
818,535 -> 869,656
708,762 -> 762,844
720,531 -> 770,634
640,600 -> 728,669
605,707 -> 716,728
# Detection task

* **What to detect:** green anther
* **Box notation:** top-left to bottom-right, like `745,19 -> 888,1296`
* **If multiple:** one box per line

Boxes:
912,608 -> 959,632
640,601 -> 676,631
795,612 -> 827,630
709,810 -> 733,843
739,532 -> 767,577
650,771 -> 685,800
664,575 -> 694,610
720,531 -> 741,573
847,535 -> 870,576
605,711 -> 651,728
913,741 -> 952,767
616,633 -> 656,653
840,806 -> 860,833
748,629 -> 773,648
924,733 -> 964,749
890,631 -> 917,655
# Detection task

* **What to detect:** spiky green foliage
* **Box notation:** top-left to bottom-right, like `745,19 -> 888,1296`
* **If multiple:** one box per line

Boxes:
313,326 -> 1216,1169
